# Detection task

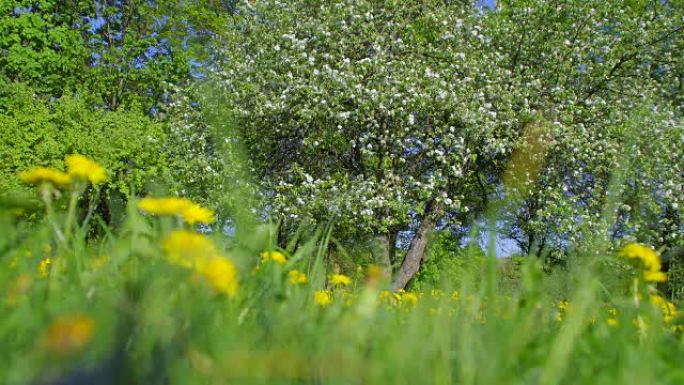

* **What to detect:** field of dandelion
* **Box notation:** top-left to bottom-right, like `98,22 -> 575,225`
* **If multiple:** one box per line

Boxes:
0,155 -> 683,384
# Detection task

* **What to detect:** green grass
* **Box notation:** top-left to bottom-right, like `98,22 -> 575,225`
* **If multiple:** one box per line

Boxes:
1,183 -> 684,385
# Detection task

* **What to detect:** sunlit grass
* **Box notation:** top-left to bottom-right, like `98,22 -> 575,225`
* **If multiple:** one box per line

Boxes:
1,156 -> 684,384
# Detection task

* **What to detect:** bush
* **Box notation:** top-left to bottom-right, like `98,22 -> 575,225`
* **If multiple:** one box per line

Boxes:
1,84 -> 169,208
412,231 -> 486,291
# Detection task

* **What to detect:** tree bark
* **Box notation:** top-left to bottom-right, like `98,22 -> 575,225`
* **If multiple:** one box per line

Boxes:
392,201 -> 441,290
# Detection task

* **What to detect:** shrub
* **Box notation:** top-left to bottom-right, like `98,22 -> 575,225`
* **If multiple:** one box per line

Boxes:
1,84 -> 168,206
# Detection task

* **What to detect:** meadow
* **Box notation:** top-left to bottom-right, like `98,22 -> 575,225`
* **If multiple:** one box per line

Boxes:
1,155 -> 683,385
2,1 -> 683,384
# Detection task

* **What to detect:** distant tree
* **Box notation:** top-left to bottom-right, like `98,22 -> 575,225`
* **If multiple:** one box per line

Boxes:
0,1 -> 234,218
0,0 -> 231,110
0,1 -> 89,96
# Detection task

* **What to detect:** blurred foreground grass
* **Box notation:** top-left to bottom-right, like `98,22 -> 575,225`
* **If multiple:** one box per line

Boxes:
2,155 -> 684,385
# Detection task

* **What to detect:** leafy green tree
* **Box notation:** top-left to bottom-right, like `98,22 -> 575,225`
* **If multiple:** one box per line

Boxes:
1,83 -> 168,199
0,1 -> 89,96
0,0 -> 231,109
1,1 -> 233,218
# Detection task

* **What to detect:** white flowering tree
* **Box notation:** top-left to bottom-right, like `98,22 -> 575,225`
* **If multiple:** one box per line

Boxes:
217,0 -> 683,288
219,0 -> 527,287
488,1 -> 684,257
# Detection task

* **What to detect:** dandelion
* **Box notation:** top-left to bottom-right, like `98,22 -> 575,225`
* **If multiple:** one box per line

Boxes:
400,291 -> 419,306
260,250 -> 287,265
556,300 -> 570,322
65,154 -> 107,185
42,314 -> 94,354
607,308 -> 619,326
314,290 -> 332,306
620,243 -> 662,272
38,258 -> 52,278
197,256 -> 239,297
651,294 -> 677,323
397,290 -> 418,305
644,270 -> 667,282
138,197 -> 215,225
288,269 -> 307,285
18,167 -> 71,188
329,273 -> 351,286
181,204 -> 215,225
620,243 -> 667,282
162,230 -> 219,269
162,231 -> 239,297
139,197 -> 193,216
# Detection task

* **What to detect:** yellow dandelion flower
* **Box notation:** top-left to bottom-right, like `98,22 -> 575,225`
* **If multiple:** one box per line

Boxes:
644,270 -> 667,282
400,291 -> 419,306
38,258 -> 52,278
139,197 -> 193,216
65,154 -> 107,185
161,231 -> 238,296
620,243 -> 662,272
197,256 -> 239,297
42,314 -> 94,354
329,273 -> 351,286
392,292 -> 402,303
18,167 -> 71,188
651,294 -> 677,323
378,290 -> 392,303
162,230 -> 219,269
181,204 -> 215,225
260,250 -> 287,265
288,269 -> 307,285
554,300 -> 571,322
139,197 -> 215,225
314,290 -> 332,307
607,308 -> 619,326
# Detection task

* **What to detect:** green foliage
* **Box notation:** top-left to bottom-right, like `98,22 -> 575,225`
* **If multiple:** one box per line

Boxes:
412,232 -> 486,291
0,1 -> 89,96
0,83 -> 168,199
0,0 -> 230,110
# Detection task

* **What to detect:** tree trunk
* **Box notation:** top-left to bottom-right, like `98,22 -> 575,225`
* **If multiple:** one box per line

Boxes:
392,201 -> 440,290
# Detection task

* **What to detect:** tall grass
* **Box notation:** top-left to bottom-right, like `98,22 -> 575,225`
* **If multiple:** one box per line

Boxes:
1,179 -> 683,385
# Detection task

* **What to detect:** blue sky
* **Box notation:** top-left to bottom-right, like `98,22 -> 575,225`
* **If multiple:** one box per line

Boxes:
478,0 -> 496,10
